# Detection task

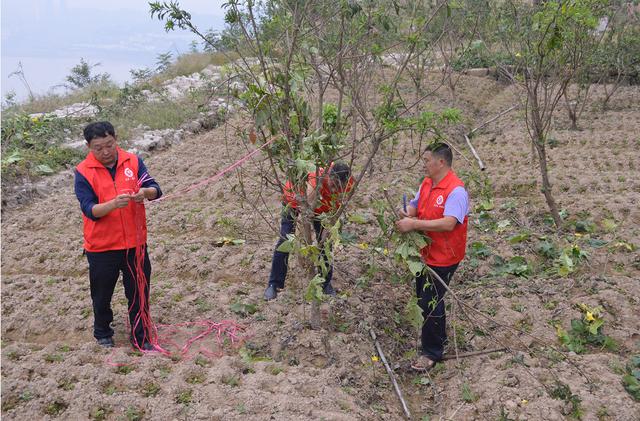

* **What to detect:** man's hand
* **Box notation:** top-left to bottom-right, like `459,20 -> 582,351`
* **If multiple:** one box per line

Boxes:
399,208 -> 410,218
112,194 -> 132,208
132,189 -> 147,203
396,217 -> 416,233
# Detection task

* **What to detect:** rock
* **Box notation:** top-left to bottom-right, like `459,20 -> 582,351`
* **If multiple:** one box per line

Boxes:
29,102 -> 98,120
503,373 -> 520,387
464,68 -> 490,77
180,121 -> 203,133
62,139 -> 87,151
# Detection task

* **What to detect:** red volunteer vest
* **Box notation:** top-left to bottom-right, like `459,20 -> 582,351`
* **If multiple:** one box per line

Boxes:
283,167 -> 354,214
76,147 -> 147,252
416,170 -> 468,267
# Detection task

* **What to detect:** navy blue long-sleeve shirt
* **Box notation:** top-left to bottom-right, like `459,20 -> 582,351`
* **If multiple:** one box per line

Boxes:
74,156 -> 162,221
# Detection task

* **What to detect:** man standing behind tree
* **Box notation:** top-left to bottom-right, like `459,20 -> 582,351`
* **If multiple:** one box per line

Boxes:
396,143 -> 469,371
264,163 -> 353,301
74,121 -> 162,350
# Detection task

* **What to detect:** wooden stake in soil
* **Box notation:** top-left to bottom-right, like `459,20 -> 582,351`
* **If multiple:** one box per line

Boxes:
468,104 -> 519,137
441,348 -> 507,361
370,328 -> 413,420
464,134 -> 486,171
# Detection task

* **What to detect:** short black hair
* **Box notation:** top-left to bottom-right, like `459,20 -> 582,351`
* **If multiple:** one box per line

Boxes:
329,162 -> 351,185
83,121 -> 116,143
427,142 -> 453,166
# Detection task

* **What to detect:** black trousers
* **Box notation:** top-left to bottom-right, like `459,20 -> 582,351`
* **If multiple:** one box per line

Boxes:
268,207 -> 333,289
416,263 -> 459,361
85,247 -> 151,343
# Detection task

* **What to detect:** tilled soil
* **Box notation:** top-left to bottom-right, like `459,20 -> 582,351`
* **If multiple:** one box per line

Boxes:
2,74 -> 639,420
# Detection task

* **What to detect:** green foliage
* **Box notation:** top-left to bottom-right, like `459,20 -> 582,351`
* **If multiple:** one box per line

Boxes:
469,241 -> 491,259
44,400 -> 68,416
90,406 -> 108,421
175,389 -> 193,405
65,58 -> 111,90
404,296 -> 424,332
229,301 -> 258,317
622,355 -> 640,401
142,382 -> 161,397
555,244 -> 588,277
461,382 -> 478,403
508,231 -> 530,244
451,40 -> 513,70
304,275 -> 325,302
556,303 -> 617,354
156,51 -> 173,73
550,382 -> 583,420
125,406 -> 144,421
1,113 -> 84,181
115,364 -> 135,375
492,256 -> 532,278
394,232 -> 430,277
537,239 -> 559,260
239,346 -> 271,364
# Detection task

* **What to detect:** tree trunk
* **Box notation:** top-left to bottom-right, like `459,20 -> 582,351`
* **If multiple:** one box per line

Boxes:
534,137 -> 562,229
298,215 -> 321,329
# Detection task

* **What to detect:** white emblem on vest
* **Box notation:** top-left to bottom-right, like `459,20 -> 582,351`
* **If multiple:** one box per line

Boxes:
124,168 -> 134,178
436,195 -> 444,205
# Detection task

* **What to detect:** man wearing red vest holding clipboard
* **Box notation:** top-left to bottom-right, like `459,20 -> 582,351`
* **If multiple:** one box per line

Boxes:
396,143 -> 469,371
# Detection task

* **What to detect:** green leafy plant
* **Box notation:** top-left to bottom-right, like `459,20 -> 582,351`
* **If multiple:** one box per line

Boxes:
1,113 -> 84,181
125,406 -> 144,421
493,256 -> 532,278
622,355 -> 640,401
461,382 -> 478,403
469,241 -> 491,259
142,382 -> 161,397
550,381 -> 583,419
555,244 -> 588,277
175,389 -> 193,405
556,303 -> 616,354
229,301 -> 257,317
44,400 -> 68,417
65,58 -> 111,90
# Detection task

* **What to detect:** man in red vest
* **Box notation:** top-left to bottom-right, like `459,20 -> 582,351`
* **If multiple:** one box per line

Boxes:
74,121 -> 162,350
264,163 -> 353,300
396,143 -> 469,370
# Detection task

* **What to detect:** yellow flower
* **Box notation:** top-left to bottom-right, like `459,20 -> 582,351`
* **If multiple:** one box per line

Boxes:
521,399 -> 528,405
383,248 -> 389,256
515,52 -> 522,58
31,116 -> 39,122
358,242 -> 369,250
585,311 -> 595,322
371,356 -> 379,362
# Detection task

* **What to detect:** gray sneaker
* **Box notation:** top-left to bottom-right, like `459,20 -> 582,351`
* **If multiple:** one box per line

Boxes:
97,337 -> 114,348
264,284 -> 278,301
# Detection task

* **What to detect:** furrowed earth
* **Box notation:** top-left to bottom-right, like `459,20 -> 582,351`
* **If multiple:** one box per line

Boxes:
2,73 -> 639,420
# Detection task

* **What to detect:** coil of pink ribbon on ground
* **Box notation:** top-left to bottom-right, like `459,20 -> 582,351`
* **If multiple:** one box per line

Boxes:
106,137 -> 275,366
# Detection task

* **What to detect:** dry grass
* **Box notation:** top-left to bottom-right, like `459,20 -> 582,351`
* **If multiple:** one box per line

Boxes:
151,51 -> 239,83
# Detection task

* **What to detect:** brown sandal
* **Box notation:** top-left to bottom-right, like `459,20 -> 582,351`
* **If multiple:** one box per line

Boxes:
411,355 -> 436,372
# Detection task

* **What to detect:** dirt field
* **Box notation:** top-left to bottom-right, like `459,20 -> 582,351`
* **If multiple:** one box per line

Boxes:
2,74 -> 639,420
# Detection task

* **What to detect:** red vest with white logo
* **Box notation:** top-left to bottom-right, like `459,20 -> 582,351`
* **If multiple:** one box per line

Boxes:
76,147 -> 147,252
283,167 -> 354,214
416,170 -> 468,267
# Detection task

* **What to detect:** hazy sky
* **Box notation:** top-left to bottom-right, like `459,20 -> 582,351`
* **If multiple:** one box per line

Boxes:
1,0 -> 227,101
